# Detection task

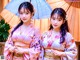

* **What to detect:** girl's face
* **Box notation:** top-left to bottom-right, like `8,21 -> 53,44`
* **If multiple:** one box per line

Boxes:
19,7 -> 33,23
50,13 -> 64,30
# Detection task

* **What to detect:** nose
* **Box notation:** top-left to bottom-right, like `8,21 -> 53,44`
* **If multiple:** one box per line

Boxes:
22,14 -> 26,17
54,20 -> 58,23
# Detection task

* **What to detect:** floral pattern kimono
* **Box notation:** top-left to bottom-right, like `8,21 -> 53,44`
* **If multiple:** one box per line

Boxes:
41,30 -> 77,60
4,23 -> 41,60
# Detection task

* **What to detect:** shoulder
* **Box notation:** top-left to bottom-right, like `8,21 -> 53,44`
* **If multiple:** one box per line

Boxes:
42,30 -> 51,37
65,32 -> 74,42
65,32 -> 73,39
30,24 -> 41,35
30,23 -> 39,31
10,25 -> 19,32
9,26 -> 16,34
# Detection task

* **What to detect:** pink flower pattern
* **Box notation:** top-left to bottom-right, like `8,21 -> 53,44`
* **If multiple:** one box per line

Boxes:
4,24 -> 41,60
41,30 -> 77,60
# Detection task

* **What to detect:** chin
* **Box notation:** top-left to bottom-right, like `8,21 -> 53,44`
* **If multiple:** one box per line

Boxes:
53,28 -> 58,29
23,20 -> 28,23
53,27 -> 59,29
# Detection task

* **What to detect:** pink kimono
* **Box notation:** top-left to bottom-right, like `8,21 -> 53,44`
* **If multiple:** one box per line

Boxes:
4,24 -> 41,60
41,30 -> 77,60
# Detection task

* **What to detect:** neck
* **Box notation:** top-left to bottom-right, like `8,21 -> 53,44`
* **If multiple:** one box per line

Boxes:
23,20 -> 31,26
53,28 -> 60,32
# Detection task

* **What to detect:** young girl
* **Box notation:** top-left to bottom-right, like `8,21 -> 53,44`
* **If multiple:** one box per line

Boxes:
41,8 -> 77,60
4,2 -> 41,60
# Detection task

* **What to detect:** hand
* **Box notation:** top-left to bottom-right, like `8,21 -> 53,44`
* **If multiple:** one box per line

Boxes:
14,47 -> 25,54
29,48 -> 39,57
9,46 -> 15,53
52,50 -> 65,56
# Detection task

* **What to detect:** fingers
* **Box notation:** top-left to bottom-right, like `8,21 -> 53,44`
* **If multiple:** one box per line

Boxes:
52,50 -> 61,56
14,47 -> 24,54
9,46 -> 15,52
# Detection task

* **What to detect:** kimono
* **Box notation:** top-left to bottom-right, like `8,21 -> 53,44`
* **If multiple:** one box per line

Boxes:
4,23 -> 41,60
41,30 -> 77,60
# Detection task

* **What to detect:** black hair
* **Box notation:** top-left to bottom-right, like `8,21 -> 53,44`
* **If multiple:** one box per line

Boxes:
18,2 -> 34,14
49,8 -> 69,44
11,2 -> 34,36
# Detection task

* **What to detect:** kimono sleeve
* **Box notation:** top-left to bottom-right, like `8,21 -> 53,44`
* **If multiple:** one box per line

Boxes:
29,29 -> 41,60
38,33 -> 47,60
62,33 -> 77,60
38,32 -> 48,60
4,34 -> 14,60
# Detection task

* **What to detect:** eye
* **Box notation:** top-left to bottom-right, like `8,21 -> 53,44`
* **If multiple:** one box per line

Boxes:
25,12 -> 29,14
58,18 -> 63,21
19,12 -> 23,14
53,18 -> 55,20
58,19 -> 62,21
51,18 -> 55,20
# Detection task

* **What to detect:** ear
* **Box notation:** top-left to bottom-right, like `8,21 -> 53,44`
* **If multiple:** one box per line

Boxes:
30,8 -> 35,17
50,16 -> 52,21
63,20 -> 66,24
31,12 -> 34,17
32,8 -> 35,16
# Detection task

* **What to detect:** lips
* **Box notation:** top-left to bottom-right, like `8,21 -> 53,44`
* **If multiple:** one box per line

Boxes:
53,24 -> 58,26
22,17 -> 26,20
23,19 -> 27,20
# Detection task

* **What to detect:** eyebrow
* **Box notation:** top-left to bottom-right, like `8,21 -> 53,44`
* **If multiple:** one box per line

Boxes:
52,16 -> 62,19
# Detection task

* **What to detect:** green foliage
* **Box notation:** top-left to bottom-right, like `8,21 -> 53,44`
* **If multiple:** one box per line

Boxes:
0,19 -> 10,42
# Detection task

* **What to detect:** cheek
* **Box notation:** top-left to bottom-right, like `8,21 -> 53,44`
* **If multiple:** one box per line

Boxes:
29,14 -> 32,18
50,20 -> 54,24
61,21 -> 64,24
59,22 -> 63,26
26,15 -> 31,18
19,15 -> 22,18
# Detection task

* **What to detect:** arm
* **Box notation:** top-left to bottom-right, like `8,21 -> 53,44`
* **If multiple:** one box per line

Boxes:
4,34 -> 14,60
38,32 -> 48,60
62,33 -> 77,60
52,33 -> 77,60
29,29 -> 41,60
38,46 -> 44,60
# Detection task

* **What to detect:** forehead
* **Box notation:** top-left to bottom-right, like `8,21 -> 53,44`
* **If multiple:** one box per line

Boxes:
19,7 -> 30,13
52,13 -> 61,18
